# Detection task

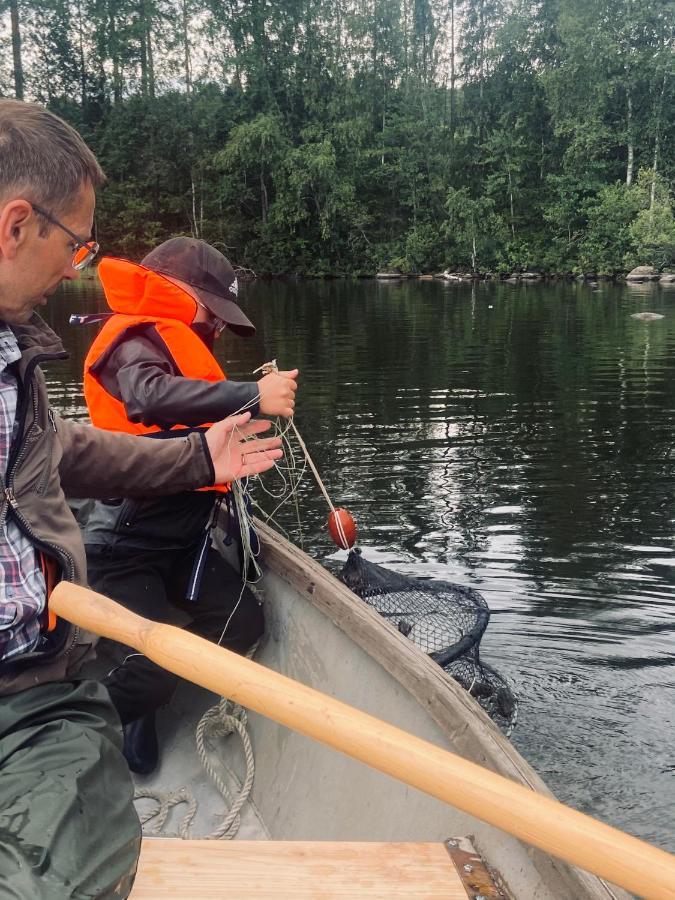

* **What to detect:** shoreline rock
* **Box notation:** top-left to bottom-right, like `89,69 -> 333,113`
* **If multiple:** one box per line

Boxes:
259,266 -> 674,282
376,270 -> 407,279
520,272 -> 543,281
626,265 -> 661,282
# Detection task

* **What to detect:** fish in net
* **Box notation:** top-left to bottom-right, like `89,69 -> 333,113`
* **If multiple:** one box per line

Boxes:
339,548 -> 517,736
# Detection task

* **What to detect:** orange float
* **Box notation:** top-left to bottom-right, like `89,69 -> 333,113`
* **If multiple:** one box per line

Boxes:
327,508 -> 357,549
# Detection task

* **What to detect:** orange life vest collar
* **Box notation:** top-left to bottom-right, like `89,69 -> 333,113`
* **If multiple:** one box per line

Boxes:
96,256 -> 199,323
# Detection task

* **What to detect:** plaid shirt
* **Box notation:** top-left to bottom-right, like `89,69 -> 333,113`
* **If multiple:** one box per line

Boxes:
0,325 -> 46,662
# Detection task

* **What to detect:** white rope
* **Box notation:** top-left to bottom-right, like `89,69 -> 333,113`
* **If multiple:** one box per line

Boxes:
232,479 -> 262,582
288,419 -> 350,549
195,695 -> 256,839
135,787 -> 198,839
133,641 -> 259,840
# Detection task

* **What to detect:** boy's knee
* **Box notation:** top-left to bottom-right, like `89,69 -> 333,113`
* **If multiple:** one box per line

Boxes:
199,592 -> 264,652
224,592 -> 265,651
247,597 -> 265,645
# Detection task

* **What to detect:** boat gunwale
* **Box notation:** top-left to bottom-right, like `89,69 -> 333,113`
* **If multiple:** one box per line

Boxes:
254,518 -> 542,789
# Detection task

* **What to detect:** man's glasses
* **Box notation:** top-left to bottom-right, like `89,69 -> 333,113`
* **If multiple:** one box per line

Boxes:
196,300 -> 227,335
31,203 -> 99,270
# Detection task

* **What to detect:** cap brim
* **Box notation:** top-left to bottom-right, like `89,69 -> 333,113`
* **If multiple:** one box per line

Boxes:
161,273 -> 256,337
195,286 -> 256,337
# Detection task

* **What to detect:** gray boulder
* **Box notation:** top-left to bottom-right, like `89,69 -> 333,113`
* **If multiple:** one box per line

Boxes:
626,266 -> 660,282
659,273 -> 675,283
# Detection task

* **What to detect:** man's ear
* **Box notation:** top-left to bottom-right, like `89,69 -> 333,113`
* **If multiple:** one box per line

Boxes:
0,200 -> 35,261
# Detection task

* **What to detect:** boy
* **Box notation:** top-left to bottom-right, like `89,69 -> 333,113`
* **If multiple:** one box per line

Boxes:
81,238 -> 298,773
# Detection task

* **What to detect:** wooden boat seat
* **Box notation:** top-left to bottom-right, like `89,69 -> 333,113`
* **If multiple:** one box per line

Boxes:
132,838 -> 505,898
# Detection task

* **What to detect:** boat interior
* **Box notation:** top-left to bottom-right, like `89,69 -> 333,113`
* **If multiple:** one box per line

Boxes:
87,520 -> 627,900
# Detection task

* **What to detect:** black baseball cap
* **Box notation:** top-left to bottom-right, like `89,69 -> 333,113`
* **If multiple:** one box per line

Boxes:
141,237 -> 255,337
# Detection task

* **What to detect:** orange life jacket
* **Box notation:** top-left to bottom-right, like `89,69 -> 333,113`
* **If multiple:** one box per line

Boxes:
84,256 -> 230,493
39,552 -> 59,632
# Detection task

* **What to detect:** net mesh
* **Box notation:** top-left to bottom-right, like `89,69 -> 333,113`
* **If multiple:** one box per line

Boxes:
339,549 -> 517,736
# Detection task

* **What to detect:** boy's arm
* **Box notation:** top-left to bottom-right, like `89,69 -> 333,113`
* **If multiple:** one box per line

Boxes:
111,333 -> 261,426
105,331 -> 297,424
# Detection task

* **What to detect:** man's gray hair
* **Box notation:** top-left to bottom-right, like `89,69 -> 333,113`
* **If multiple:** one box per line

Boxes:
0,99 -> 105,217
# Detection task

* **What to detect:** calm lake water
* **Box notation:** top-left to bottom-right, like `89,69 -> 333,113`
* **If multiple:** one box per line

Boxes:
48,276 -> 675,850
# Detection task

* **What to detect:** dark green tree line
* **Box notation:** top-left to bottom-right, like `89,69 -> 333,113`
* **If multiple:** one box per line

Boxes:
1,0 -> 673,275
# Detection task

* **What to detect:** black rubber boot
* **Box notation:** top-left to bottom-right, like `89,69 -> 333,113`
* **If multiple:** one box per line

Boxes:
122,711 -> 159,775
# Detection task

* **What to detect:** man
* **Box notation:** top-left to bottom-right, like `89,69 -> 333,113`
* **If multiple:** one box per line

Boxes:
0,99 -> 282,899
80,238 -> 298,774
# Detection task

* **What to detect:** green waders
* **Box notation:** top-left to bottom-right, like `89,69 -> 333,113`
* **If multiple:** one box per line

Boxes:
0,679 -> 140,899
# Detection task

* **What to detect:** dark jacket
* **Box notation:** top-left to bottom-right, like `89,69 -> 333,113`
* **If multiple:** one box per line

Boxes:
0,315 -> 216,695
83,323 -> 258,552
88,322 -> 259,429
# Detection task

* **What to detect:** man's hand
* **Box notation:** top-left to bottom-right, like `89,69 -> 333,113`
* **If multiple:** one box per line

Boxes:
258,369 -> 299,418
205,413 -> 282,484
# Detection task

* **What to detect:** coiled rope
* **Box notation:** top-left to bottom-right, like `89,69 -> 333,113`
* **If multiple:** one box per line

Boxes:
195,694 -> 256,838
133,640 -> 259,839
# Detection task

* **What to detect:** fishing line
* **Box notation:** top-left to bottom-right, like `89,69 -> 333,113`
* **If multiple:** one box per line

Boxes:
216,359 -> 348,644
249,360 -> 351,550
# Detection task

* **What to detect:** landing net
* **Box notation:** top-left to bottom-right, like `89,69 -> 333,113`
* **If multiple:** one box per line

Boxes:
339,549 -> 517,736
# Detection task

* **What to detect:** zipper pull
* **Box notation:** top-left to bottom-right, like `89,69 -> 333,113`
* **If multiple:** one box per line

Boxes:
48,408 -> 57,431
5,487 -> 18,509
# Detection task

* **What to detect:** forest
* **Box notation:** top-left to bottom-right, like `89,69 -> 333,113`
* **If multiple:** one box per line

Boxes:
1,0 -> 674,276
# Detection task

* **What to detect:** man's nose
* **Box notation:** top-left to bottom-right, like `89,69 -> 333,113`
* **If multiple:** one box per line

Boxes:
62,264 -> 80,282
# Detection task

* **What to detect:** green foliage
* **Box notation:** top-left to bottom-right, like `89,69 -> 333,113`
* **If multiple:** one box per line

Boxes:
445,188 -> 506,272
627,170 -> 675,269
578,183 -> 642,275
3,0 -> 672,275
404,223 -> 445,272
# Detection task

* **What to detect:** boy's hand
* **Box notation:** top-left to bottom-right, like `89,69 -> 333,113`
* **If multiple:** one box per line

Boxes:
258,369 -> 298,418
205,412 -> 282,483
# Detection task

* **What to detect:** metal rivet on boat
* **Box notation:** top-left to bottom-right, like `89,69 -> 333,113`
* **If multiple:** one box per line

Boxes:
463,864 -> 474,873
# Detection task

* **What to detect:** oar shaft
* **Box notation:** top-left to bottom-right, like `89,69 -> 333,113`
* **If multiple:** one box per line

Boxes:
50,582 -> 675,900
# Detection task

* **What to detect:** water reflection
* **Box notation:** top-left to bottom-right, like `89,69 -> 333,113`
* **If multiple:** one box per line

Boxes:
48,276 -> 675,849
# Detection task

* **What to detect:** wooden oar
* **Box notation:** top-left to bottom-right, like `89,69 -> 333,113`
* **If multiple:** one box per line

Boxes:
50,581 -> 675,900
